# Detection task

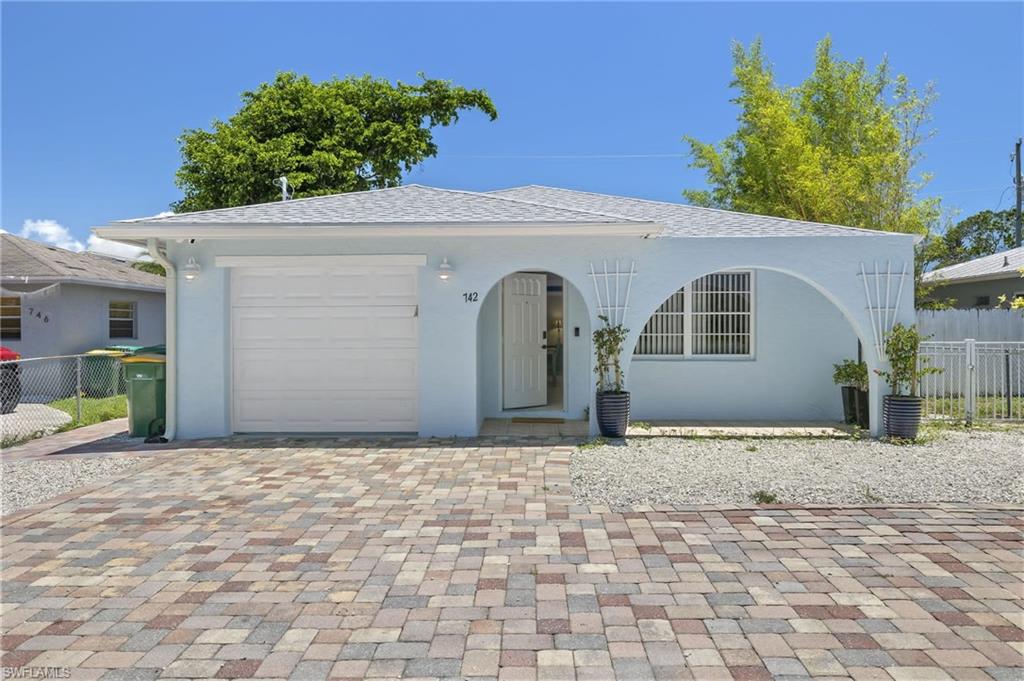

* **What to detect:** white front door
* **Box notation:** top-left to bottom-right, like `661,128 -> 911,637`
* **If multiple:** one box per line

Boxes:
231,265 -> 418,432
502,273 -> 547,409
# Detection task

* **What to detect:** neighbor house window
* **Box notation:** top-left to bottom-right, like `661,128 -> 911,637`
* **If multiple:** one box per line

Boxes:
1,296 -> 21,340
635,271 -> 753,357
109,301 -> 136,338
974,296 -> 990,308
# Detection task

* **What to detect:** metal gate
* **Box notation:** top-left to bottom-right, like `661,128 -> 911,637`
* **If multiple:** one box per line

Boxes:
919,340 -> 1024,423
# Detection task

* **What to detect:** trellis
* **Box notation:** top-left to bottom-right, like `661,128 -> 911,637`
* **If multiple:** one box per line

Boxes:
859,260 -> 911,358
588,259 -> 637,327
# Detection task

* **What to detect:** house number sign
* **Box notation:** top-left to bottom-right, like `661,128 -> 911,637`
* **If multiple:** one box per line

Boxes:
27,306 -> 51,324
462,292 -> 479,303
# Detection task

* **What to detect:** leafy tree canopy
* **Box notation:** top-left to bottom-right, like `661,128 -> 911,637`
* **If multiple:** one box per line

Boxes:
132,261 -> 165,276
684,37 -> 939,237
173,72 -> 497,212
932,209 -> 1017,268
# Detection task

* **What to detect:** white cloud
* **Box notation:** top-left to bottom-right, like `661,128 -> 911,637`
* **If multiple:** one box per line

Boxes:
86,235 -> 146,260
18,219 -> 146,260
20,219 -> 84,251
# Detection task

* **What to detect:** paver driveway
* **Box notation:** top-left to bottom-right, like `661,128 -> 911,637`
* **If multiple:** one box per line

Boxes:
1,437 -> 1022,681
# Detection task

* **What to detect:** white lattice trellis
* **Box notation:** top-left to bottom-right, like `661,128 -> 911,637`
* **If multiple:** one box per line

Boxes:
859,260 -> 911,357
588,259 -> 637,326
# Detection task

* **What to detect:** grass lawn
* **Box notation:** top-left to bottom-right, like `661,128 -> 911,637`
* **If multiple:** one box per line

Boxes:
49,394 -> 127,428
925,395 -> 1024,420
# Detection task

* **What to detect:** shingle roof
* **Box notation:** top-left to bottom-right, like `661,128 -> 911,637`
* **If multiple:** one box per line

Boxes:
489,185 -> 897,238
922,246 -> 1024,283
120,184 -> 647,226
1,233 -> 165,290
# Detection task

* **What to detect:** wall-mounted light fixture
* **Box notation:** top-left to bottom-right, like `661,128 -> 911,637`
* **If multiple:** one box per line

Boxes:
437,257 -> 453,282
182,257 -> 202,282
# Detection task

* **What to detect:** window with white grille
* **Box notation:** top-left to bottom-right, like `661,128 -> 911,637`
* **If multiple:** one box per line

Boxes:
635,271 -> 753,357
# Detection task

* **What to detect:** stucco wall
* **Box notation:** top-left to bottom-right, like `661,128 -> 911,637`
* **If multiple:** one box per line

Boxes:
925,278 -> 1024,309
630,271 -> 856,422
2,283 -> 164,358
163,231 -> 914,439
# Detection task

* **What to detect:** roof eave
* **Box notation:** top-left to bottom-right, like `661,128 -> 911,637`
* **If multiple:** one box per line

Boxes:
1,275 -> 165,293
923,270 -> 1024,285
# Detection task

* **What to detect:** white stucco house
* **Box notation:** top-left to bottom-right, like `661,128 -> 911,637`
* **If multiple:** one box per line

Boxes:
94,184 -> 917,439
1,233 -> 165,358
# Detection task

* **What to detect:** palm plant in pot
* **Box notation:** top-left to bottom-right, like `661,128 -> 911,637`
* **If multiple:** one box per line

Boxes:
593,315 -> 630,438
832,359 -> 869,428
876,323 -> 941,440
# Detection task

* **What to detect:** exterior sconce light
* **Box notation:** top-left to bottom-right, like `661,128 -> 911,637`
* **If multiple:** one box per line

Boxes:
182,257 -> 201,282
437,257 -> 453,282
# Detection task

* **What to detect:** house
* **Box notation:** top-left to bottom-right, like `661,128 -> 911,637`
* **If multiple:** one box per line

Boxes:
921,246 -> 1024,308
94,184 -> 917,438
1,233 -> 166,357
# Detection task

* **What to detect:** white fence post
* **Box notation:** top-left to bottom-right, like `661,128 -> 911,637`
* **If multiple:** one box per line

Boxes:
75,356 -> 83,423
964,338 -> 976,426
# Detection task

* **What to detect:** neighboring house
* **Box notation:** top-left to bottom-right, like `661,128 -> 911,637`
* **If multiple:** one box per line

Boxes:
1,233 -> 166,357
922,246 -> 1024,308
95,184 -> 917,438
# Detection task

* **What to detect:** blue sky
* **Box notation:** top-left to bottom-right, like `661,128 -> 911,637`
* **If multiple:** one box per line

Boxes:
2,2 -> 1021,255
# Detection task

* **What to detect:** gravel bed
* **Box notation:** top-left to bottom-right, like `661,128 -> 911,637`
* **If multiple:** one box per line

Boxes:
1,457 -> 144,516
572,429 -> 1024,506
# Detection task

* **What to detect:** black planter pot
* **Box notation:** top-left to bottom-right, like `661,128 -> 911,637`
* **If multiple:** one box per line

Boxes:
883,395 -> 923,440
596,391 -> 630,438
840,386 -> 857,424
854,389 -> 870,430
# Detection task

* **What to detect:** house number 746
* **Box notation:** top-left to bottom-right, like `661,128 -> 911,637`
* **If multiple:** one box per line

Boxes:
462,292 -> 479,303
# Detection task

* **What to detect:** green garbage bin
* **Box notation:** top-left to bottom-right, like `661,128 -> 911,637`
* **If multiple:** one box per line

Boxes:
104,346 -> 142,392
122,355 -> 166,438
82,349 -> 126,397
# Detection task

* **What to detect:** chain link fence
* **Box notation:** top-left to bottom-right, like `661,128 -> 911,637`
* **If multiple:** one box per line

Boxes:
0,353 -> 128,447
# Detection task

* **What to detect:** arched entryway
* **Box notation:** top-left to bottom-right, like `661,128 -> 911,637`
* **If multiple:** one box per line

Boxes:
624,266 -> 876,430
476,270 -> 592,430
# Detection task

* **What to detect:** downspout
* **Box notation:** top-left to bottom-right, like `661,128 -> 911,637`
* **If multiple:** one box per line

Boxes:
146,238 -> 176,441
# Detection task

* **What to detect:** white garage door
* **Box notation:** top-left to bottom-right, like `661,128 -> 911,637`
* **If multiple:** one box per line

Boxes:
231,265 -> 418,432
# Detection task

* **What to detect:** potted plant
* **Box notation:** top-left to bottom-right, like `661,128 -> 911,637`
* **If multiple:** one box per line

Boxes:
875,323 -> 941,440
832,359 -> 869,428
593,315 -> 630,438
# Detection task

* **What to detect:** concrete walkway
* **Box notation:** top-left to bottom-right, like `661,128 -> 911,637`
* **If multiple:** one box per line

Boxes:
0,438 -> 1019,680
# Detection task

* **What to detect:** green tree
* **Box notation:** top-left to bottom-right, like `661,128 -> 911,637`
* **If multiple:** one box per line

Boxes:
132,261 -> 165,276
683,37 -> 942,304
934,209 -> 1016,267
173,72 -> 497,212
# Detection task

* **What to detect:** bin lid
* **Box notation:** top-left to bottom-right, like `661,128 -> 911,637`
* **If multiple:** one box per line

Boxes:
122,355 -> 166,364
134,344 -> 166,356
86,349 -> 126,356
105,344 -> 144,354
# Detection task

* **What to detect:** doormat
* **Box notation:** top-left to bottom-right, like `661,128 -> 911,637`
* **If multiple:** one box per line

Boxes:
510,417 -> 565,424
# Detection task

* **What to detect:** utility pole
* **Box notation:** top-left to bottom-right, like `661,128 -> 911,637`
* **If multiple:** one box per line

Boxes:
1015,138 -> 1022,248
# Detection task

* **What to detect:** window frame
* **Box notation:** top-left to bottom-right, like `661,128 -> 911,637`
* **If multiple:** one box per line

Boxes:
634,270 -> 756,361
1,295 -> 22,341
108,300 -> 137,339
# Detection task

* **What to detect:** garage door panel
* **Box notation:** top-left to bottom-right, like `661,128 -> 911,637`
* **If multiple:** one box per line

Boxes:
231,264 -> 418,433
234,390 -> 417,432
234,267 -> 418,307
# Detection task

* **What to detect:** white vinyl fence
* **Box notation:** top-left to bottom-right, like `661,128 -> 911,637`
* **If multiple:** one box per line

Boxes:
917,309 -> 1024,342
918,340 -> 1024,423
0,353 -> 125,446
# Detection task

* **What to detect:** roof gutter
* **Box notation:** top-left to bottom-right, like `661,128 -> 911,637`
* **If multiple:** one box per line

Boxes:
146,238 -> 176,442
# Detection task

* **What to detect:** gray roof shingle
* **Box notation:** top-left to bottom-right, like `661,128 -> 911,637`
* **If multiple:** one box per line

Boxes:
121,184 -> 647,226
489,185 -> 900,238
922,246 -> 1024,283
1,233 -> 165,290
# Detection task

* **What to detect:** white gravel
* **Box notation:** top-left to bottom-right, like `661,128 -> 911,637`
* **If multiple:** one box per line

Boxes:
0,457 -> 144,516
572,429 -> 1024,506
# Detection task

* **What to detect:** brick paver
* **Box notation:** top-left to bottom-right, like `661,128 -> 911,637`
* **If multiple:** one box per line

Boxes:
1,437 -> 1021,680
